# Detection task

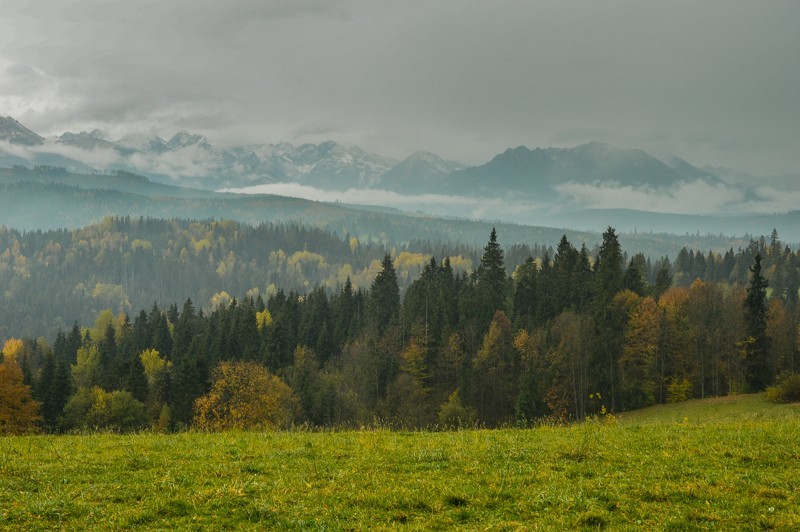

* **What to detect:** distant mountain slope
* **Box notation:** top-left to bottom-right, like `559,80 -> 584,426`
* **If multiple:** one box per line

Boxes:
0,116 -> 722,198
0,165 -> 756,259
0,116 -> 45,145
0,166 -> 218,198
56,129 -> 116,150
379,151 -> 464,193
4,116 -> 796,238
547,208 -> 800,244
441,141 -> 718,198
6,116 -> 398,190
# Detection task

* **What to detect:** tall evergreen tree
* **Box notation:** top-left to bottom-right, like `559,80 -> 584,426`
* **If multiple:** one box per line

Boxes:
172,298 -> 197,363
624,253 -> 649,296
513,257 -> 538,329
594,227 -> 625,305
553,235 -> 579,309
368,254 -> 400,335
98,323 -> 118,391
36,352 -> 59,429
592,227 -> 625,411
653,259 -> 673,300
476,228 -> 508,330
743,254 -> 771,391
332,277 -> 356,347
126,352 -> 149,402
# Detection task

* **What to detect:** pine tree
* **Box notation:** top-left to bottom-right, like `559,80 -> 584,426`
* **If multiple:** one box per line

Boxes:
151,305 -> 173,359
653,259 -> 673,300
623,253 -> 649,296
126,352 -> 149,402
513,257 -> 538,329
594,227 -> 624,305
36,351 -> 59,429
99,323 -> 118,390
476,228 -> 508,330
368,254 -> 400,335
333,277 -> 355,346
743,254 -> 771,391
172,298 -> 197,363
592,227 -> 625,411
553,235 -> 579,309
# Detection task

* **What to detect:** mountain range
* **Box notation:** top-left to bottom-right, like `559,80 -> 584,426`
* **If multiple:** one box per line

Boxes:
1,115 -> 721,194
2,115 -> 798,241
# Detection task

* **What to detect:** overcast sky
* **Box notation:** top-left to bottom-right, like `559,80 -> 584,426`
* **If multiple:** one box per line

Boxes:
1,0 -> 798,174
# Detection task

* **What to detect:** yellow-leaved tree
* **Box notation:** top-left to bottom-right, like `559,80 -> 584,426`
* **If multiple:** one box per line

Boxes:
194,361 -> 298,431
0,349 -> 42,434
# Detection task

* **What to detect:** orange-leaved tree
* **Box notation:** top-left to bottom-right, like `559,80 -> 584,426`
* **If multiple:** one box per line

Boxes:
194,361 -> 298,431
0,346 -> 42,434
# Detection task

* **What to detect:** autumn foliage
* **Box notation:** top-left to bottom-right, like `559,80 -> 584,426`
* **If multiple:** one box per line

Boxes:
194,361 -> 298,431
0,346 -> 42,434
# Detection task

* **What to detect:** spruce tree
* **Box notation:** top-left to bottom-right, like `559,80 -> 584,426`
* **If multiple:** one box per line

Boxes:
743,253 -> 771,391
99,323 -> 118,391
512,256 -> 538,329
368,254 -> 400,335
37,352 -> 59,429
126,352 -> 149,403
476,228 -> 508,329
653,259 -> 673,300
592,226 -> 625,411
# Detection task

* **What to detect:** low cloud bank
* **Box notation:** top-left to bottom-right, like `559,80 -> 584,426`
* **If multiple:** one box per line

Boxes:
553,180 -> 745,215
223,178 -> 799,225
219,182 -> 554,223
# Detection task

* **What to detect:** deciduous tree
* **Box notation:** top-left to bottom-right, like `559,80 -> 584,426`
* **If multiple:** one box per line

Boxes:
194,361 -> 298,431
0,351 -> 41,434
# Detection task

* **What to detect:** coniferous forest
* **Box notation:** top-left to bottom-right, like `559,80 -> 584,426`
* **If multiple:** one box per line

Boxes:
1,217 -> 799,433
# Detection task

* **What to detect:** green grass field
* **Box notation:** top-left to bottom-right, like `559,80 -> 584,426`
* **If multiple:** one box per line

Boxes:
2,394 -> 799,530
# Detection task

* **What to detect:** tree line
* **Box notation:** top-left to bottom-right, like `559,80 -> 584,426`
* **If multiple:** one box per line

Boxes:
1,226 -> 799,433
1,216 -> 793,343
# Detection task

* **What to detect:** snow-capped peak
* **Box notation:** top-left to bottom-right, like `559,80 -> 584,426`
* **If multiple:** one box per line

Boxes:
0,116 -> 45,145
166,131 -> 210,150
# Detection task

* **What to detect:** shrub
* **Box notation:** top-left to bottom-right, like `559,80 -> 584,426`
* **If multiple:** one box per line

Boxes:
60,387 -> 147,432
667,377 -> 692,403
194,361 -> 299,431
438,390 -> 476,428
765,374 -> 800,403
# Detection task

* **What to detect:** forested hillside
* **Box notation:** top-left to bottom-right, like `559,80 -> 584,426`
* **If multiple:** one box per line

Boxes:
2,222 -> 798,432
0,216 -> 794,340
0,165 -> 763,258
0,217 -> 479,339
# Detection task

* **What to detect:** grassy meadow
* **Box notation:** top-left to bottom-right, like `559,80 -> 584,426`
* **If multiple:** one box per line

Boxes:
1,394 -> 799,530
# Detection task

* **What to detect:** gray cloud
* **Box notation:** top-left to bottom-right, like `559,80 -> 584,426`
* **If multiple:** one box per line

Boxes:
222,179 -> 800,224
1,0 -> 798,175
219,182 -> 555,223
554,180 -> 745,215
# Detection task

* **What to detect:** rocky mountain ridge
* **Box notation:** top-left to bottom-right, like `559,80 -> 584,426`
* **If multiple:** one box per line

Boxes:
0,116 -> 752,199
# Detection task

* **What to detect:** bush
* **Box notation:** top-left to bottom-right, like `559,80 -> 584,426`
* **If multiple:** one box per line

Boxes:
194,361 -> 299,431
60,387 -> 147,432
438,390 -> 476,428
765,374 -> 800,403
667,377 -> 692,403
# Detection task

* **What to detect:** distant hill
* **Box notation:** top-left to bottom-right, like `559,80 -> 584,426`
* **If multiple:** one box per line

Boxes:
0,165 -> 760,259
441,141 -> 718,198
379,151 -> 464,194
546,208 -> 800,244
